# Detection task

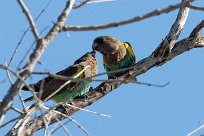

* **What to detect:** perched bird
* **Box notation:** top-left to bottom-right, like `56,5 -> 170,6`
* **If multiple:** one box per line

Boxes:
22,51 -> 97,104
92,36 -> 136,79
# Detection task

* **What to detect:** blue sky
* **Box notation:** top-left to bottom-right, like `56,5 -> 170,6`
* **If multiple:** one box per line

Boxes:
0,0 -> 204,136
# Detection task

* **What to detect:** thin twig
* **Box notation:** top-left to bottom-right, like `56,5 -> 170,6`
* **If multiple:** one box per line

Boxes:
67,117 -> 90,136
5,62 -> 13,85
49,120 -> 71,135
189,4 -> 204,11
32,71 -> 169,88
0,64 -> 41,105
16,108 -> 37,136
9,0 -> 53,70
18,93 -> 27,112
0,100 -> 24,115
187,124 -> 204,136
16,42 -> 35,71
42,106 -> 89,136
10,107 -> 24,115
0,116 -> 22,129
52,117 -> 72,136
17,26 -> 50,70
17,0 -> 40,41
64,103 -> 111,118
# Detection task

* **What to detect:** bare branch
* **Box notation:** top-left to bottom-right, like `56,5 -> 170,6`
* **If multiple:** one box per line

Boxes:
0,101 -> 23,115
52,117 -> 72,136
189,4 -> 204,11
17,0 -> 40,41
73,0 -> 115,9
63,0 -> 195,31
31,71 -> 169,87
153,0 -> 189,59
18,93 -> 27,112
64,103 -> 111,118
49,120 -> 71,135
0,0 -> 75,126
9,0 -> 53,69
0,116 -> 22,129
187,123 -> 204,136
73,0 -> 91,9
44,0 -> 75,41
190,20 -> 204,37
5,62 -> 14,85
0,64 -> 42,110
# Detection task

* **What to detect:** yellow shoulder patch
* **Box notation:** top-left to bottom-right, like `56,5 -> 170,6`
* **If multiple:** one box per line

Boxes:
124,42 -> 135,63
72,66 -> 84,78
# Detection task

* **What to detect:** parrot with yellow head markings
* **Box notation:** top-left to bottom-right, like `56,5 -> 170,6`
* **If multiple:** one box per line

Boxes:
22,51 -> 97,104
92,36 -> 136,79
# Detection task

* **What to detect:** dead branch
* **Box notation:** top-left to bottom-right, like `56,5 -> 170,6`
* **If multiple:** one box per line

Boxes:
153,0 -> 189,59
63,0 -> 195,31
189,4 -> 204,11
17,0 -> 40,41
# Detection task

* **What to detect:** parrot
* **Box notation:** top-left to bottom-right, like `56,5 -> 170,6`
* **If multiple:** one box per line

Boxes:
92,36 -> 136,79
22,51 -> 98,104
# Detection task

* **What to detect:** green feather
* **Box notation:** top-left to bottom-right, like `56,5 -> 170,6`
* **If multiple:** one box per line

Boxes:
104,53 -> 135,78
51,82 -> 91,103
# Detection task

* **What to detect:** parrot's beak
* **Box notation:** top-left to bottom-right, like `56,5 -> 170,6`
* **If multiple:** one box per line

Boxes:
90,50 -> 96,56
92,43 -> 105,54
92,43 -> 98,51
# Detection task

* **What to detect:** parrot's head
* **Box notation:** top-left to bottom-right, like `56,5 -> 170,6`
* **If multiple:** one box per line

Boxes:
92,36 -> 122,55
74,51 -> 98,77
74,51 -> 97,65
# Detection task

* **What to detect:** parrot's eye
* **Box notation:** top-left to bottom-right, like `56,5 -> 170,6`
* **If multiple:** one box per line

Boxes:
94,38 -> 104,44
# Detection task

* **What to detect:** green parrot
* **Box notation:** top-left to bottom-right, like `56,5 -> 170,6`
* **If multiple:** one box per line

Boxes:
92,36 -> 136,79
22,51 -> 98,104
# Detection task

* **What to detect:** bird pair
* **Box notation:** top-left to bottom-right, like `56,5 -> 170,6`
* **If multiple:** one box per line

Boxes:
22,36 -> 136,106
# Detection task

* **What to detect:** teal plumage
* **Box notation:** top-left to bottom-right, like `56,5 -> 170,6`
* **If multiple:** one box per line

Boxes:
51,82 -> 91,103
22,51 -> 97,103
104,50 -> 134,72
92,36 -> 136,79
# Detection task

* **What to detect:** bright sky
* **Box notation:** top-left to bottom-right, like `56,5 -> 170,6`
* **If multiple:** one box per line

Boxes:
0,0 -> 204,136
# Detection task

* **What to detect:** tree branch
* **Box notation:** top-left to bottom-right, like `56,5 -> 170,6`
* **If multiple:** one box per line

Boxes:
17,0 -> 40,41
190,20 -> 204,37
153,0 -> 190,59
189,4 -> 204,11
63,0 -> 195,31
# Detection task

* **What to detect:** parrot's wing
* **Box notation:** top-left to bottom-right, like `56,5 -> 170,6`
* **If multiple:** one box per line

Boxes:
124,42 -> 136,63
22,75 -> 53,92
24,65 -> 84,102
